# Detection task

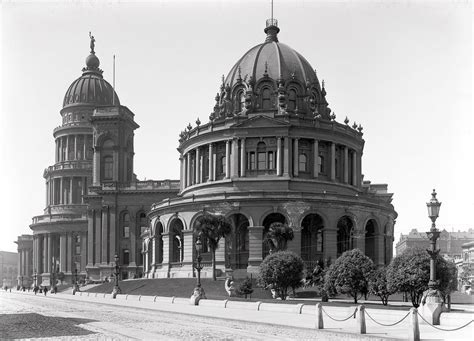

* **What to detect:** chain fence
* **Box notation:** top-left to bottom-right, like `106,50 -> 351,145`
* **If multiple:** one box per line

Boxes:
364,309 -> 411,327
321,307 -> 357,322
416,311 -> 474,332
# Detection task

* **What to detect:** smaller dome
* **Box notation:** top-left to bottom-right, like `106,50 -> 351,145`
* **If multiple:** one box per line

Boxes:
85,53 -> 100,69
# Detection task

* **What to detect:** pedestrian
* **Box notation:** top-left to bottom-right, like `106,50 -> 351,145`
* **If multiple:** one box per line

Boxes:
43,286 -> 48,296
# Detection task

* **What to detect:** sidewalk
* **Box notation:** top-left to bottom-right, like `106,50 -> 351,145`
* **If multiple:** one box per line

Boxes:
8,290 -> 474,340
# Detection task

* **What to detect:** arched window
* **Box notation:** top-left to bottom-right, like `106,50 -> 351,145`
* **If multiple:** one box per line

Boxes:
257,142 -> 266,170
236,90 -> 245,112
287,89 -> 297,111
299,153 -> 307,172
262,88 -> 272,109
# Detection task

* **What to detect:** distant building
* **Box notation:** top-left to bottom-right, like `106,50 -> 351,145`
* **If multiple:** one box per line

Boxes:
396,228 -> 474,259
458,241 -> 474,290
0,251 -> 18,288
15,235 -> 33,288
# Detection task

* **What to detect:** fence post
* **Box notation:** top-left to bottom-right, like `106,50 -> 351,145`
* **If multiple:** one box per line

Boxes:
316,303 -> 324,329
409,308 -> 420,341
357,305 -> 366,334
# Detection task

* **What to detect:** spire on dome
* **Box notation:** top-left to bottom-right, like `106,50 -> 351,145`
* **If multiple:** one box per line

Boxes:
264,19 -> 280,43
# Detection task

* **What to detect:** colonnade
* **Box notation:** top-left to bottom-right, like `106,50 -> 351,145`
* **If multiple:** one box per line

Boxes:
180,137 -> 361,190
55,134 -> 92,162
17,246 -> 32,285
46,176 -> 89,206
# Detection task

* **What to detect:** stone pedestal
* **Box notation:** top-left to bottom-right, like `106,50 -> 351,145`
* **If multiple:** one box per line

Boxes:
420,293 -> 444,325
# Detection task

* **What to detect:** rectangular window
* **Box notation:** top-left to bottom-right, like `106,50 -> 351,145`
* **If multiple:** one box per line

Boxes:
268,152 -> 274,169
75,245 -> 81,255
249,152 -> 256,170
123,249 -> 130,265
258,152 -> 266,170
123,226 -> 130,238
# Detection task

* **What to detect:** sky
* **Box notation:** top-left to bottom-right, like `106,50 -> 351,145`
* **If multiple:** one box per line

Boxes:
0,0 -> 472,253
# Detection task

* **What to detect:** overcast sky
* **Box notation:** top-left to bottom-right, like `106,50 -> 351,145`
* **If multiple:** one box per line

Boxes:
1,0 -> 472,253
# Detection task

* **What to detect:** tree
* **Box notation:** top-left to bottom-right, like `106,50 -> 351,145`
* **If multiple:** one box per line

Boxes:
324,249 -> 375,304
259,251 -> 304,300
302,258 -> 331,301
264,222 -> 294,252
387,247 -> 458,308
195,213 -> 232,280
237,277 -> 254,299
368,266 -> 394,306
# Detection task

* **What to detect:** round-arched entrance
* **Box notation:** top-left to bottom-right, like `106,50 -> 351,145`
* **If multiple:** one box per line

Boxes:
154,221 -> 164,265
226,213 -> 249,269
169,219 -> 184,264
301,213 -> 324,268
337,216 -> 353,257
365,219 -> 377,262
262,213 -> 287,259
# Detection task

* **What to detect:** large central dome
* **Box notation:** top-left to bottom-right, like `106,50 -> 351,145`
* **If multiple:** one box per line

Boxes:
225,20 -> 319,91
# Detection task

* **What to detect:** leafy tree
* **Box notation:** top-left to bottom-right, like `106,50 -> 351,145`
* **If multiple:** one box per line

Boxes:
302,258 -> 331,301
259,251 -> 304,300
368,266 -> 394,305
460,265 -> 472,286
387,247 -> 458,308
195,213 -> 232,280
264,222 -> 294,253
237,277 -> 254,299
324,249 -> 375,304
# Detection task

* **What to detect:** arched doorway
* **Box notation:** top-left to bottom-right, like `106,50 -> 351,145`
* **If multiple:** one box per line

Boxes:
301,214 -> 324,268
169,219 -> 184,263
155,222 -> 164,265
227,213 -> 249,269
262,213 -> 287,259
337,216 -> 353,257
365,219 -> 377,262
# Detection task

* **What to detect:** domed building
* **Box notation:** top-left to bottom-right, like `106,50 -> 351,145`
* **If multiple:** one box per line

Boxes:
28,41 -> 179,286
147,19 -> 397,279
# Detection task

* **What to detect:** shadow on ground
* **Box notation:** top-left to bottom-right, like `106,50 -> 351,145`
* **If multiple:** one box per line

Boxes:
0,313 -> 97,339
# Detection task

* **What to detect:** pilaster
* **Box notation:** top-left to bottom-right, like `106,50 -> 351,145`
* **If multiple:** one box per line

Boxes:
247,226 -> 264,273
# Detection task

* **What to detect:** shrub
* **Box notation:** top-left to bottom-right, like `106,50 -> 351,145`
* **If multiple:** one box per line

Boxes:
368,266 -> 394,305
324,249 -> 375,303
237,277 -> 254,299
259,251 -> 304,300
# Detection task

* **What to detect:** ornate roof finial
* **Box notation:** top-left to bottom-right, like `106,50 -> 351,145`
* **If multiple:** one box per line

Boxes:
263,61 -> 269,77
344,116 -> 349,125
195,118 -> 201,127
187,123 -> 192,131
237,66 -> 242,82
89,32 -> 95,54
264,1 -> 280,43
352,122 -> 358,129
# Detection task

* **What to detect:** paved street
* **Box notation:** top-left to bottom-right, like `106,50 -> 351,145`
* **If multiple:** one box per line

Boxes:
1,291 -> 473,340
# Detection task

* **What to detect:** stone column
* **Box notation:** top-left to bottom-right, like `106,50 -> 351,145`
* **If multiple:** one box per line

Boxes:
93,149 -> 100,185
240,138 -> 246,177
376,234 -> 385,266
59,178 -> 64,204
80,233 -> 87,271
69,177 -> 73,204
247,226 -> 264,273
129,211 -> 137,267
59,234 -> 67,272
357,152 -> 362,188
313,139 -> 319,178
330,142 -> 336,181
231,138 -> 239,178
179,155 -> 184,192
83,135 -> 87,160
344,147 -> 349,183
47,234 -> 52,274
195,148 -> 200,184
102,207 -> 109,264
352,151 -> 357,186
161,232 -> 170,276
67,233 -> 73,273
113,149 -> 119,182
209,143 -> 215,181
283,137 -> 290,176
182,230 -> 194,264
225,140 -> 231,179
65,136 -> 69,161
200,154 -> 204,183
324,229 -> 337,261
95,210 -> 102,266
186,152 -> 192,187
287,229 -> 301,257
293,138 -> 299,177
55,139 -> 58,163
109,207 -> 116,263
87,210 -> 94,266
74,135 -> 77,160
43,236 -> 48,273
276,137 -> 282,176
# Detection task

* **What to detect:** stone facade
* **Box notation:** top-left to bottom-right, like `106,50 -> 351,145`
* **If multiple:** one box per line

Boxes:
0,251 -> 18,288
396,228 -> 474,258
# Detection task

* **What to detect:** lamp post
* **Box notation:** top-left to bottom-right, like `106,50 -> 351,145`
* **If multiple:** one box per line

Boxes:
190,233 -> 206,305
112,254 -> 121,298
72,267 -> 80,295
421,189 -> 444,325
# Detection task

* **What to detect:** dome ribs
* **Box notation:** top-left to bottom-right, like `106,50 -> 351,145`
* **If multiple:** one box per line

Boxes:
288,45 -> 307,83
252,43 -> 268,86
273,42 -> 283,81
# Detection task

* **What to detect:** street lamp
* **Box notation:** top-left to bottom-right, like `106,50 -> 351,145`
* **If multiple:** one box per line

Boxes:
190,233 -> 206,305
426,189 -> 442,291
112,254 -> 121,298
421,189 -> 444,325
33,269 -> 37,287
